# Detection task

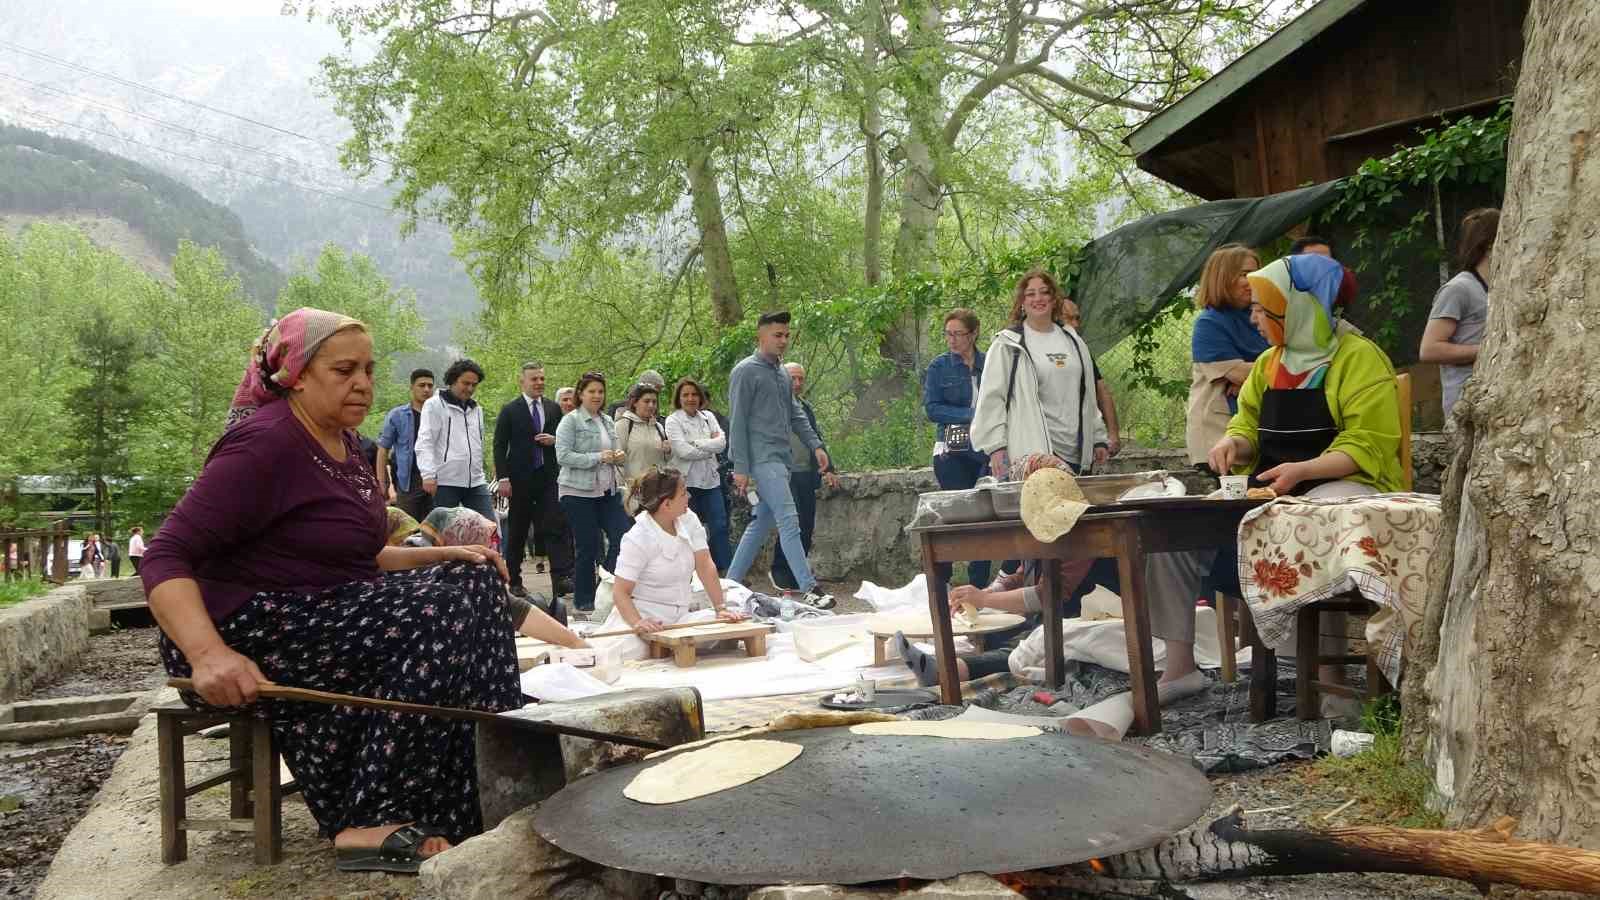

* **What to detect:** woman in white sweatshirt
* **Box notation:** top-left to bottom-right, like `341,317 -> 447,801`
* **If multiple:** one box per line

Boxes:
970,270 -> 1109,479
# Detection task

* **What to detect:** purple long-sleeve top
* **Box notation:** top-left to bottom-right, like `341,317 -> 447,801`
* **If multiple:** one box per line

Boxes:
140,400 -> 386,623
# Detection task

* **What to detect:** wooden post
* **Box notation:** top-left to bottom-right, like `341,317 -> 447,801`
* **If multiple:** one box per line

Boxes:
1296,605 -> 1321,721
157,712 -> 187,865
229,720 -> 252,820
1116,525 -> 1160,736
1215,592 -> 1238,683
921,532 -> 962,706
1041,557 -> 1064,689
251,718 -> 282,865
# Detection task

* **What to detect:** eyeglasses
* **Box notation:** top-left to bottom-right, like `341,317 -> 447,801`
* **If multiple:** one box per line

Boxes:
943,329 -> 971,338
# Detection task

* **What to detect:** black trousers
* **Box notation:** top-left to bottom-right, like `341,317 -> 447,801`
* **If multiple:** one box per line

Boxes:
505,467 -> 573,586
770,470 -> 821,591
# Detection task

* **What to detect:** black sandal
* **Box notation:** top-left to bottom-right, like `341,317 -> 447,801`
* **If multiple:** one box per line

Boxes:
334,824 -> 449,874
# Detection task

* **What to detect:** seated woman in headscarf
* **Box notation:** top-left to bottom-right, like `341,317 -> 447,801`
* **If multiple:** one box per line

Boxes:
596,468 -> 746,661
141,309 -> 522,874
1107,254 -> 1404,737
405,505 -> 585,646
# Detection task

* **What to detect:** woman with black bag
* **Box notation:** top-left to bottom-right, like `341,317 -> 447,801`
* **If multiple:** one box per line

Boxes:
924,307 -> 993,589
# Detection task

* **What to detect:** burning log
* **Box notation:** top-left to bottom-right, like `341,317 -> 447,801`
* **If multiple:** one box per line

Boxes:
1006,806 -> 1600,896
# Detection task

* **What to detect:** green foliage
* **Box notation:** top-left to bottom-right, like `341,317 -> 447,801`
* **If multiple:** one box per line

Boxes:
0,576 -> 50,608
1307,695 -> 1443,829
277,244 -> 426,427
0,123 -> 284,309
67,306 -> 149,532
1322,103 -> 1512,350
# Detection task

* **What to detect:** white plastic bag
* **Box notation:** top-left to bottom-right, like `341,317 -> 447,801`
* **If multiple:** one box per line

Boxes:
853,574 -> 928,613
519,663 -> 619,701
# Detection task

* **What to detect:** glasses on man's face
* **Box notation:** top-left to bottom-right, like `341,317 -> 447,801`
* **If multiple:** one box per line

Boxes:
944,329 -> 970,339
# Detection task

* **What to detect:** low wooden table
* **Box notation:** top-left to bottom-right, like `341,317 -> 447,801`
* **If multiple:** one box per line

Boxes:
908,497 -> 1266,735
865,612 -> 1027,666
644,622 -> 774,668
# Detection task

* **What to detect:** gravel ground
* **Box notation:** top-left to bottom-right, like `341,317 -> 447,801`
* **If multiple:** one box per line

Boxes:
1,622 -> 163,899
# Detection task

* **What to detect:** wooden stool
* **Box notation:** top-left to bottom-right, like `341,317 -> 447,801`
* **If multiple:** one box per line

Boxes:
1294,596 -> 1392,721
155,705 -> 300,865
644,623 -> 772,668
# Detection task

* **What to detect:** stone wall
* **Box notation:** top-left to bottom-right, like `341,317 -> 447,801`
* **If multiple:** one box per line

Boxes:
734,434 -> 1450,588
0,583 -> 90,703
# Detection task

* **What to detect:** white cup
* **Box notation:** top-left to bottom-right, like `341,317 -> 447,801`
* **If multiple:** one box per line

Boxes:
1331,729 -> 1376,758
1220,475 -> 1249,500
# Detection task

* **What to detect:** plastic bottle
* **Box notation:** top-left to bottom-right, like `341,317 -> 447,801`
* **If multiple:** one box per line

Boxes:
779,595 -> 797,621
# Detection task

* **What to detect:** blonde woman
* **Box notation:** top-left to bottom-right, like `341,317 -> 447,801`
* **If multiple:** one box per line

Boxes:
1185,244 -> 1268,466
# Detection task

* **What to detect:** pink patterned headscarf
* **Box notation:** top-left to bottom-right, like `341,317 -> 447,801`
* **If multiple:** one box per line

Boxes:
227,307 -> 365,430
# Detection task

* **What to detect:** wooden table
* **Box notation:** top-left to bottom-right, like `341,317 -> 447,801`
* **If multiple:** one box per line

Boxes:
865,612 -> 1026,665
907,498 -> 1266,735
644,622 -> 774,668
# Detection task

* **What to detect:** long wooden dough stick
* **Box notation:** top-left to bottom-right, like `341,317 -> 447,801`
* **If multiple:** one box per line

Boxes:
581,619 -> 758,640
166,678 -> 667,750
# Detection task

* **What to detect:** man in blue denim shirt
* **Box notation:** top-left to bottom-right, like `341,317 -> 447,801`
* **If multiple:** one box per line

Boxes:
726,311 -> 835,609
924,308 -> 992,588
376,368 -> 435,521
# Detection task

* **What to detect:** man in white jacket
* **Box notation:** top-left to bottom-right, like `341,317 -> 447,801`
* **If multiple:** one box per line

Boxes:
416,358 -> 495,519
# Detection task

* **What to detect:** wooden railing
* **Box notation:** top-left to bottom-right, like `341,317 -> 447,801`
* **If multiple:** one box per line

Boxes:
2,524 -> 71,583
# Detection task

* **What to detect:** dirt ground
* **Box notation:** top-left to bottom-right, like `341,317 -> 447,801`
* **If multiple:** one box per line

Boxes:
6,574 -> 1481,899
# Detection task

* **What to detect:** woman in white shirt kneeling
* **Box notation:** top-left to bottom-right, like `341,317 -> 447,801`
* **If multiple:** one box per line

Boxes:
599,467 -> 745,660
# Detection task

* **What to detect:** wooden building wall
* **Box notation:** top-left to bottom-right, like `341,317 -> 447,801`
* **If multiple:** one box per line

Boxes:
1143,0 -> 1527,200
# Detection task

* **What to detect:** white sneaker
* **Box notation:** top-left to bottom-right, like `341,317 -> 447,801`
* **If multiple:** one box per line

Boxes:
786,589 -> 836,611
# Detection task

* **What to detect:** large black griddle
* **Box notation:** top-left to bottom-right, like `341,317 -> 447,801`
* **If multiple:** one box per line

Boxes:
534,724 -> 1211,885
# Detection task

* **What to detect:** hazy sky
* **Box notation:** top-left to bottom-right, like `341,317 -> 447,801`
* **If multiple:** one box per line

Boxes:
149,0 -> 294,15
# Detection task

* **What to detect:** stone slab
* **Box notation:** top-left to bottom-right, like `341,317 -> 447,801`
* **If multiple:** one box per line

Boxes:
82,576 -> 148,610
0,583 -> 90,703
476,687 -> 705,830
420,804 -> 659,900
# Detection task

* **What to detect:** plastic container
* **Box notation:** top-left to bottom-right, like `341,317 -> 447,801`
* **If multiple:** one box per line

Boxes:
1331,729 -> 1375,758
555,642 -> 624,684
986,470 -> 1171,518
1220,474 -> 1249,500
790,614 -> 873,662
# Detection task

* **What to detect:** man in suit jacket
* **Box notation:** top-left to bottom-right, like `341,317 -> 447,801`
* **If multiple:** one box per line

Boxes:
494,362 -> 574,597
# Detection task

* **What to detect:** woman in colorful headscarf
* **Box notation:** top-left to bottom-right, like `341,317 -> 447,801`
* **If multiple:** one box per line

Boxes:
1207,253 -> 1405,496
141,308 -> 523,874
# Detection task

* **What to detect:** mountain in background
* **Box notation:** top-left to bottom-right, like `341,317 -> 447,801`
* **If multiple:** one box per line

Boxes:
0,0 -> 479,347
0,123 -> 284,307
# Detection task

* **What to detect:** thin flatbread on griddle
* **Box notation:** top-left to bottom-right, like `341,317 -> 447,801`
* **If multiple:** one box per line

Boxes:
624,739 -> 803,804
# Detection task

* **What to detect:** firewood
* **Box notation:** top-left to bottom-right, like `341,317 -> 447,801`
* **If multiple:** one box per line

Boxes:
1005,806 -> 1600,896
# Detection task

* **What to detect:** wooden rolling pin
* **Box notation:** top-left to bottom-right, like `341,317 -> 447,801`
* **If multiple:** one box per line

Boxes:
580,618 -> 756,640
167,678 -> 667,750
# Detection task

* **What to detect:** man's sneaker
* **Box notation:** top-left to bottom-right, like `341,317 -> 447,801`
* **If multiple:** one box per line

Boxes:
785,589 -> 835,611
509,584 -> 529,599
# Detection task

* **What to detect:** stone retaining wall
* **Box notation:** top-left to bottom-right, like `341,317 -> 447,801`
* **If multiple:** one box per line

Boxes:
0,583 -> 90,704
736,434 -> 1450,587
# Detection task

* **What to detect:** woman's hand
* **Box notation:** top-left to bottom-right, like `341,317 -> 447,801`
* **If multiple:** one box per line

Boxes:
1208,435 -> 1250,475
1255,461 -> 1306,496
659,439 -> 673,454
989,449 -> 1009,478
631,616 -> 667,635
442,544 -> 510,582
715,607 -> 747,623
189,643 -> 268,707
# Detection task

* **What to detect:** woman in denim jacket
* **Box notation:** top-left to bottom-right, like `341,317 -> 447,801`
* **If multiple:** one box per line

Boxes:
555,371 -> 632,612
924,308 -> 991,589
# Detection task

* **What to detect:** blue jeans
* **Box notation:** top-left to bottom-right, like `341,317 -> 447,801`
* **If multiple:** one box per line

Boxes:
432,483 -> 495,521
728,461 -> 816,593
932,450 -> 992,588
559,492 -> 631,610
688,485 -> 731,573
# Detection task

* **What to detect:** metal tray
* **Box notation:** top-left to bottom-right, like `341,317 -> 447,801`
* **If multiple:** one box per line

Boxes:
985,470 -> 1170,519
906,488 -> 996,528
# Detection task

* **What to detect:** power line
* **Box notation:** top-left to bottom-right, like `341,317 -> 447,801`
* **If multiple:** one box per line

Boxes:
4,104 -> 395,213
0,69 -> 346,178
0,38 -> 394,168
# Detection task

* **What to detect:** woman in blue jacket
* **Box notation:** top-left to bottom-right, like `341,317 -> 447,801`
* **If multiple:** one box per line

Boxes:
924,308 -> 991,589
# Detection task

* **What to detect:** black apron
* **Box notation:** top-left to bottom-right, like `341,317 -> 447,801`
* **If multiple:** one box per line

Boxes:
1253,387 -> 1338,497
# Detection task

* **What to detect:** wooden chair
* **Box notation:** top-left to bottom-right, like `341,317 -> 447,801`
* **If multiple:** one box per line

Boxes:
156,705 -> 300,865
1214,373 -> 1411,720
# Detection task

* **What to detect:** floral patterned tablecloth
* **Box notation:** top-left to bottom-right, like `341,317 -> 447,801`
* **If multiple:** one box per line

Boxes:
1236,492 -> 1442,685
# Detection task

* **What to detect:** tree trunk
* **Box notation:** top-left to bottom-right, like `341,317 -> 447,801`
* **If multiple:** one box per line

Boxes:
684,143 -> 743,326
1407,0 -> 1600,847
859,0 -> 885,288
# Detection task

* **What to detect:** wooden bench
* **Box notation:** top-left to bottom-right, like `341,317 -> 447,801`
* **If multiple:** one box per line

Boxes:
155,705 -> 300,865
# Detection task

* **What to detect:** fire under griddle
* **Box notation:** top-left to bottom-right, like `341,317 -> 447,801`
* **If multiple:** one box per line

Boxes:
535,724 -> 1211,885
